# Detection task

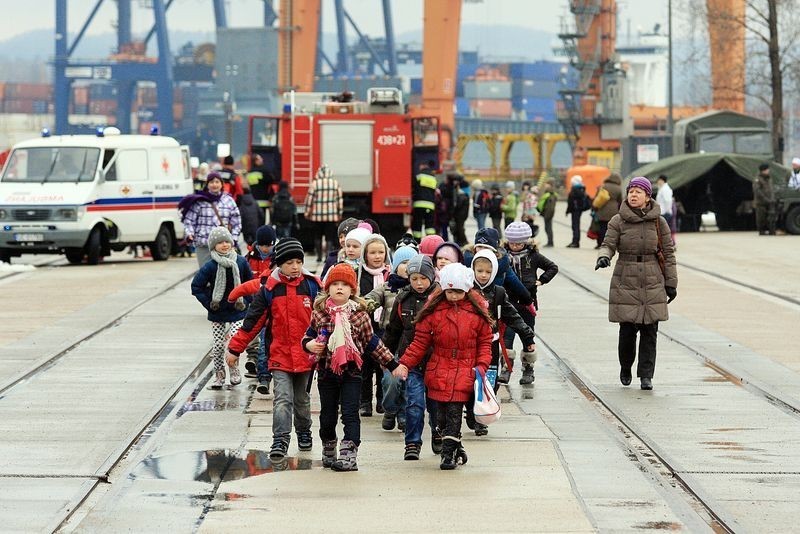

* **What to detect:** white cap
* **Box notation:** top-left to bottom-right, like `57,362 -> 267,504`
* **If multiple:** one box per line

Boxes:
571,175 -> 584,186
505,180 -> 515,189
438,263 -> 474,293
792,157 -> 800,167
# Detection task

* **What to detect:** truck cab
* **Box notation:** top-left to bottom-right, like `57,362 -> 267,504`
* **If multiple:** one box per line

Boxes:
0,128 -> 193,264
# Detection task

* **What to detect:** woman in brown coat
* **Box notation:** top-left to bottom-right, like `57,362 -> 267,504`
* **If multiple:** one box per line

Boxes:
595,177 -> 677,390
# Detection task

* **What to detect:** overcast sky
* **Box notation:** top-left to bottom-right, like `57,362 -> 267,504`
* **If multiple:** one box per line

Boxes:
0,0 -> 670,41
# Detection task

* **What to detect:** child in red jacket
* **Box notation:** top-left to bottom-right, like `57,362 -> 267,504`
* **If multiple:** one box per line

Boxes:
302,263 -> 398,472
240,225 -> 277,380
393,262 -> 494,470
226,238 -> 321,460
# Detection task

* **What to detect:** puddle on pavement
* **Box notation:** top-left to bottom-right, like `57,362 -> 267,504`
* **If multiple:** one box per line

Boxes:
176,400 -> 248,418
633,521 -> 682,530
131,450 -> 317,482
701,375 -> 729,383
711,427 -> 759,432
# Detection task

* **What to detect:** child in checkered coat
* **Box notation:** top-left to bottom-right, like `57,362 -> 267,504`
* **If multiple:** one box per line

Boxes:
302,263 -> 398,472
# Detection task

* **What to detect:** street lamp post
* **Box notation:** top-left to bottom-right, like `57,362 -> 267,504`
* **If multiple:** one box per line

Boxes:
668,0 -> 674,133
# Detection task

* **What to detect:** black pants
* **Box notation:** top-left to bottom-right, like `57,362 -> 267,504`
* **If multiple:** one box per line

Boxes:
411,207 -> 435,238
314,221 -> 338,260
360,356 -> 383,407
453,219 -> 468,246
570,211 -> 582,245
436,401 -> 464,439
618,322 -> 658,379
597,220 -> 609,246
318,368 -> 362,445
544,216 -> 554,245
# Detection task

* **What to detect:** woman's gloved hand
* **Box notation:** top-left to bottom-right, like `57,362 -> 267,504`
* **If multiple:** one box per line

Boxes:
665,286 -> 677,303
595,257 -> 611,270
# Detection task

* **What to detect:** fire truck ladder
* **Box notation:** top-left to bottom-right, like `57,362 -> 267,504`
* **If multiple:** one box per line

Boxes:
290,106 -> 314,190
557,0 -> 601,149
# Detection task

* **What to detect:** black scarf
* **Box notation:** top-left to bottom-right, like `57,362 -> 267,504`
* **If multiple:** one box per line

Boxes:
178,189 -> 222,219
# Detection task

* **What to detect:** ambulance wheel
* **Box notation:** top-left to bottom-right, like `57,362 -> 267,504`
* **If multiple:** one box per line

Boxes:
0,249 -> 10,264
86,227 -> 103,265
65,249 -> 83,264
151,225 -> 172,261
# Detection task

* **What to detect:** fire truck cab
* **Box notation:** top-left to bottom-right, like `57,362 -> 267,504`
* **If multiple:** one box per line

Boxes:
247,88 -> 440,247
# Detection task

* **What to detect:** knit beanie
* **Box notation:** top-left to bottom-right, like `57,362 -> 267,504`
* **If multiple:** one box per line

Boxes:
273,237 -> 304,266
419,234 -> 444,258
206,171 -> 223,185
345,227 -> 371,247
571,175 -> 584,186
505,221 -> 532,243
406,254 -> 436,283
362,234 -> 392,265
338,217 -> 361,236
256,225 -> 277,246
391,245 -> 417,274
434,242 -> 462,264
505,180 -> 515,190
324,262 -> 357,291
627,176 -> 653,196
474,227 -> 500,251
207,226 -> 234,249
395,233 -> 419,251
438,263 -> 474,293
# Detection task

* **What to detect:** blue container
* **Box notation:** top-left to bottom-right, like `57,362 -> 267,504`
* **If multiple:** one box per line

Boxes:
512,97 -> 557,115
89,83 -> 117,99
455,97 -> 470,117
509,61 -> 563,81
457,63 -> 480,81
410,77 -> 422,94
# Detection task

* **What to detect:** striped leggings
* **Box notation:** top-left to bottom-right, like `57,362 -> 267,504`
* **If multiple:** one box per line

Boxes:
211,321 -> 243,372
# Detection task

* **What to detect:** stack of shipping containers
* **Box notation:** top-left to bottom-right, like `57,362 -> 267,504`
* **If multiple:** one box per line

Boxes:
0,83 -> 53,115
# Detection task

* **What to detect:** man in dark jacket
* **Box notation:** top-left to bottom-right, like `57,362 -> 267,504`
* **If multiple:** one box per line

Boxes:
594,173 -> 623,247
566,175 -> 591,247
753,163 -> 777,235
412,161 -> 438,240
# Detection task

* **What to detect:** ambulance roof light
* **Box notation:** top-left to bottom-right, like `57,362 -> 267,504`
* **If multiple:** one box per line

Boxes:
41,127 -> 51,137
149,125 -> 159,135
103,127 -> 121,136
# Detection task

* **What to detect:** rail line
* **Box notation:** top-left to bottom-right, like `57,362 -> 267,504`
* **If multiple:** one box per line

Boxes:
535,335 -> 737,533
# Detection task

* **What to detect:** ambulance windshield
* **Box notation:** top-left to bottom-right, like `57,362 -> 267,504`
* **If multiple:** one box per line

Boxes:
1,147 -> 100,184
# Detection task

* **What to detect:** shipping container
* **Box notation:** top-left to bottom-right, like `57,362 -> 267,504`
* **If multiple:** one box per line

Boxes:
89,83 -> 117,99
463,80 -> 512,100
455,97 -> 470,117
410,77 -> 422,94
4,83 -> 51,100
512,96 -> 557,114
457,64 -> 480,81
469,99 -> 512,119
173,103 -> 184,121
89,99 -> 117,115
512,79 -> 560,99
508,62 -> 564,81
73,86 -> 89,106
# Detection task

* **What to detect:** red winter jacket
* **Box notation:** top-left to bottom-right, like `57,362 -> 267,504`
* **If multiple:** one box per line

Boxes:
228,270 -> 320,373
399,294 -> 493,403
245,246 -> 273,276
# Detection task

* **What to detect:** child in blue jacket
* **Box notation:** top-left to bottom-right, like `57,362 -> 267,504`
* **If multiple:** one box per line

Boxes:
191,227 -> 253,389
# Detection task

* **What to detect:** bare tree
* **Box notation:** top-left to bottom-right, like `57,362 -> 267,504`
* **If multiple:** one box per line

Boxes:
681,0 -> 800,162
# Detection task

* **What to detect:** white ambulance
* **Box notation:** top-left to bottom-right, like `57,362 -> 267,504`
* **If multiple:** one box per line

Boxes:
0,128 -> 193,264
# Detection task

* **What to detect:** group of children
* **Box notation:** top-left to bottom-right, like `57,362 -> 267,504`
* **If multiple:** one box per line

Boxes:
191,212 -> 559,472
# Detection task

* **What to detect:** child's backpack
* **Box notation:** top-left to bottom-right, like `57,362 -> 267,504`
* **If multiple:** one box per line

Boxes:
489,193 -> 504,217
272,192 -> 296,225
474,189 -> 491,214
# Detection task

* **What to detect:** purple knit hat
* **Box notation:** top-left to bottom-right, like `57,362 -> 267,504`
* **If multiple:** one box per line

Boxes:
627,176 -> 653,196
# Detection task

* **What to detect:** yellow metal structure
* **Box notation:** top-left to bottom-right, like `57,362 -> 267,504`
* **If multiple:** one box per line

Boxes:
456,133 -> 569,179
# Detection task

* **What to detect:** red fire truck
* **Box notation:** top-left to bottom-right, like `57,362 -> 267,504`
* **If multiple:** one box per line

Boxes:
247,88 -> 441,247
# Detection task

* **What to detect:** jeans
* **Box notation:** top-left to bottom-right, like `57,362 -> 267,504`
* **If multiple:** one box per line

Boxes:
318,367 -> 363,445
256,328 -> 272,381
475,212 -> 487,231
404,369 -> 438,445
618,322 -> 659,379
271,370 -> 312,442
360,355 -> 383,407
381,369 -> 406,420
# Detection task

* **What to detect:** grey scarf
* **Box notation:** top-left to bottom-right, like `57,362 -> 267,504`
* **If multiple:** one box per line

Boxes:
210,249 -> 243,308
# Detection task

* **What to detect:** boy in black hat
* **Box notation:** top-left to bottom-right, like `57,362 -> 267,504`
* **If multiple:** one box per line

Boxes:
228,238 -> 323,458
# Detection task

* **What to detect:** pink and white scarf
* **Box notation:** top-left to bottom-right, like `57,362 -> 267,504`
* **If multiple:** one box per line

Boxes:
325,298 -> 363,374
362,264 -> 389,321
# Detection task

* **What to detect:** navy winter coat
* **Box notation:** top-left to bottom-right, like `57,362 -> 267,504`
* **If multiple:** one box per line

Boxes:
191,255 -> 253,322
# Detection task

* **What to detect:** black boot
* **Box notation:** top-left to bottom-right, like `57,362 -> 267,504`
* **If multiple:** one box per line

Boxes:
439,436 -> 460,470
